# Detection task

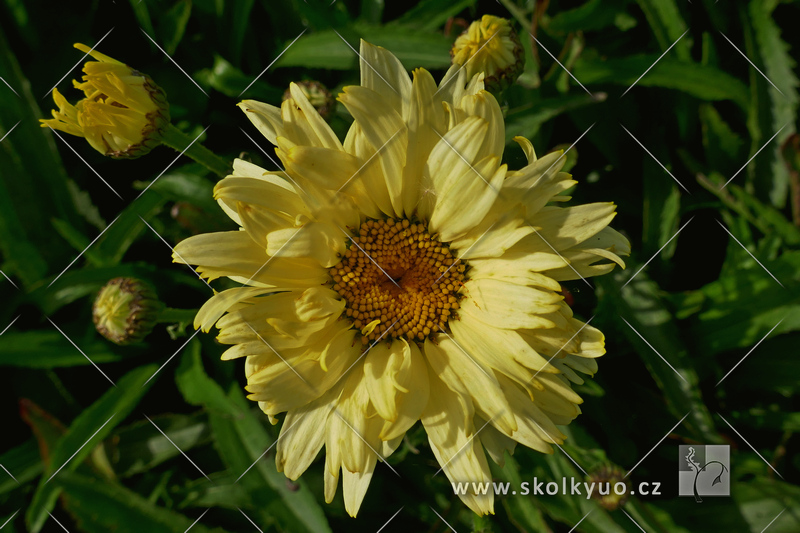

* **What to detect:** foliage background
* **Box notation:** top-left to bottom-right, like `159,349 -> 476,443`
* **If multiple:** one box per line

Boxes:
1,0 -> 799,531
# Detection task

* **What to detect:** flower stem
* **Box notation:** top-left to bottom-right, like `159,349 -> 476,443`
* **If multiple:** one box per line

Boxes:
157,307 -> 198,325
161,124 -> 230,178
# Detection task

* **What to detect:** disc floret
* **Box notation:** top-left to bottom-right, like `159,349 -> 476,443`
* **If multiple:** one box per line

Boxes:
331,218 -> 465,344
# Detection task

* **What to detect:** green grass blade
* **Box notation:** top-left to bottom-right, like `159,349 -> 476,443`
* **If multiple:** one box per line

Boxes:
597,270 -> 720,443
56,470 -> 215,533
26,365 -> 158,532
573,56 -> 750,109
176,342 -> 333,533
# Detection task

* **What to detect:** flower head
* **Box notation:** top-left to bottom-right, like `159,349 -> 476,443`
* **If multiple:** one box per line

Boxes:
41,44 -> 170,159
174,42 -> 629,517
282,80 -> 336,121
93,277 -> 162,344
587,465 -> 630,510
451,15 -> 525,94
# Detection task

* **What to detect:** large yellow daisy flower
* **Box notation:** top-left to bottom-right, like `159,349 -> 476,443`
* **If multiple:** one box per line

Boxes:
173,40 -> 629,517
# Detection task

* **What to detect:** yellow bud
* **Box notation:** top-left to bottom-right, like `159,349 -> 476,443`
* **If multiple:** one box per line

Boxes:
451,15 -> 525,94
41,43 -> 170,159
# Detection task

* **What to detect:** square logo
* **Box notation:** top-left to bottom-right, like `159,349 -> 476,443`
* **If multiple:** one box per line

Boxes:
678,445 -> 730,501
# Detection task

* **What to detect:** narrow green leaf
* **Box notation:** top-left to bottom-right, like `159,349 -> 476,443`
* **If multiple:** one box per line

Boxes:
360,0 -> 384,24
128,0 -> 156,40
26,263 -> 161,315
745,0 -> 799,207
275,23 -> 453,70
134,168 -> 219,214
697,172 -> 800,247
504,93 -> 605,143
175,340 -> 241,418
26,365 -> 158,532
573,56 -> 750,109
162,0 -> 193,55
0,439 -> 42,495
56,471 -> 214,533
699,104 -> 745,176
51,219 -> 105,267
492,456 -> 549,532
734,476 -> 800,532
723,333 -> 800,395
0,29 -> 81,286
0,331 -> 125,368
106,413 -> 211,478
288,0 -> 351,30
393,0 -> 476,31
197,56 -> 283,103
634,0 -> 691,61
176,344 -> 332,533
681,250 -> 800,355
227,0 -> 255,64
547,0 -> 637,33
93,191 -> 166,266
597,270 -> 720,443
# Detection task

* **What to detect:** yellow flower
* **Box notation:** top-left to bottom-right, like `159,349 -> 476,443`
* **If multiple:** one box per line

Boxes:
174,41 -> 629,517
41,43 -> 169,159
451,15 -> 525,93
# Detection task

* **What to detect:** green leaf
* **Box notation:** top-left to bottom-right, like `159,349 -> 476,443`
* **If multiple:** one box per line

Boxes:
197,56 -> 283,102
0,29 -> 82,286
597,270 -> 720,443
393,0 -> 476,31
56,471 -> 215,533
128,0 -> 156,38
134,168 -> 219,214
723,333 -> 800,395
547,0 -> 637,33
175,340 -> 242,418
176,343 -> 332,533
699,104 -> 746,176
26,263 -> 163,315
679,250 -> 800,355
634,0 -> 691,61
640,130 -> 681,260
26,365 -> 158,532
93,191 -> 166,266
360,0 -> 384,24
106,413 -> 212,478
573,56 -> 750,109
0,331 -> 125,368
227,0 -> 255,64
504,93 -> 605,144
51,219 -> 106,267
697,173 -> 800,247
275,23 -> 453,70
0,439 -> 42,495
162,0 -> 193,55
288,0 -> 351,30
492,456 -> 549,532
733,476 -> 800,533
745,0 -> 799,207
175,477 -> 252,510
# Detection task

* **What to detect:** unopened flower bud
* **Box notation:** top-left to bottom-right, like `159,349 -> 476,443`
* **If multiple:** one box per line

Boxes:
451,15 -> 525,94
41,43 -> 170,159
587,465 -> 630,510
93,278 -> 163,345
282,80 -> 336,121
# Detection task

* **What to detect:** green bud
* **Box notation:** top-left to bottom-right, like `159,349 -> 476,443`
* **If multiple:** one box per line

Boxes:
93,278 -> 163,345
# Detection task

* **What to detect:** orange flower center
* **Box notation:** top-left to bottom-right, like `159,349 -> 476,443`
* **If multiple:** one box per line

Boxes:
331,219 -> 465,344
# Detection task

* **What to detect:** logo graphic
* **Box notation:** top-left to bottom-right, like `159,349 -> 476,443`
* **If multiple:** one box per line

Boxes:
678,445 -> 730,502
